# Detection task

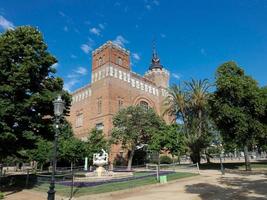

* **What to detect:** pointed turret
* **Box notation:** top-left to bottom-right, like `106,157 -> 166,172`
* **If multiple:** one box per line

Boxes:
149,40 -> 163,70
145,40 -> 169,88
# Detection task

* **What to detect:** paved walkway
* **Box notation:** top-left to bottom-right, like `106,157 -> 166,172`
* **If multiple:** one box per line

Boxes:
4,170 -> 267,200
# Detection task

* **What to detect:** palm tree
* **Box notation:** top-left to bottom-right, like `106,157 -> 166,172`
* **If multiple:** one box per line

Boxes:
163,79 -> 211,164
163,84 -> 188,126
186,79 -> 210,136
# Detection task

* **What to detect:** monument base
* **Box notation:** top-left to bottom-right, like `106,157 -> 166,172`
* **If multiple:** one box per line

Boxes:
95,166 -> 106,177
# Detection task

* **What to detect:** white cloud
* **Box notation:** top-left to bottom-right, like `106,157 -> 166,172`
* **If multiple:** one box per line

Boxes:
145,0 -> 160,10
90,27 -> 101,36
59,11 -> 66,17
132,53 -> 140,61
0,15 -> 15,30
63,26 -> 68,32
75,67 -> 87,75
70,54 -> 77,59
160,33 -> 166,38
64,79 -> 78,92
51,63 -> 59,69
113,35 -> 129,47
153,0 -> 160,6
145,5 -> 151,10
114,2 -> 121,6
98,23 -> 105,29
81,44 -> 92,54
124,6 -> 129,12
81,38 -> 95,54
64,67 -> 88,91
172,73 -> 181,80
67,74 -> 78,78
200,48 -> 207,56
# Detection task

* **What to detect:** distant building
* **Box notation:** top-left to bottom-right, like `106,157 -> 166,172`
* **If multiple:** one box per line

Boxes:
67,41 -> 171,161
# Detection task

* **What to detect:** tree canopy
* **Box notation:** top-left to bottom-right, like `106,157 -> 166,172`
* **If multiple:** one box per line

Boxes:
149,123 -> 186,158
111,105 -> 164,169
0,26 -> 71,162
210,61 -> 267,170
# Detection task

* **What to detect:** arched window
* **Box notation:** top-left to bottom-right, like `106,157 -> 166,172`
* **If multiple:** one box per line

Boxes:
116,57 -> 122,65
98,57 -> 103,66
76,113 -> 83,127
118,57 -> 122,65
97,97 -> 102,114
140,101 -> 149,110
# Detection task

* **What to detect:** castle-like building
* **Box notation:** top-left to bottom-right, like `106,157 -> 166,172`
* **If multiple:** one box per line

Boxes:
67,41 -> 171,160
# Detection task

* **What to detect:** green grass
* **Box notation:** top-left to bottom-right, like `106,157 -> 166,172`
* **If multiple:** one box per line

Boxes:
200,161 -> 267,170
33,172 -> 197,197
133,172 -> 151,177
0,192 -> 4,200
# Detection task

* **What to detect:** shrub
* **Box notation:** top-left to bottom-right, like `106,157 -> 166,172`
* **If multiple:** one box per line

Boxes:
160,155 -> 173,164
0,192 -> 4,199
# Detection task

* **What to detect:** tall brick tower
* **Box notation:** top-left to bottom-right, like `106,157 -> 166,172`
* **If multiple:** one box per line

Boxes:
92,41 -> 130,73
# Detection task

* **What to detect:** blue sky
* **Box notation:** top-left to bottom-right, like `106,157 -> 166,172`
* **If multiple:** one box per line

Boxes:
0,0 -> 267,91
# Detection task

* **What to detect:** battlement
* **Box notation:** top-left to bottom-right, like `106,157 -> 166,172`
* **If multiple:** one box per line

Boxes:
92,41 -> 130,71
145,68 -> 170,76
92,41 -> 130,56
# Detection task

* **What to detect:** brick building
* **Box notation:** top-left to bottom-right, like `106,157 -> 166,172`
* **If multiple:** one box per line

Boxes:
67,41 -> 171,161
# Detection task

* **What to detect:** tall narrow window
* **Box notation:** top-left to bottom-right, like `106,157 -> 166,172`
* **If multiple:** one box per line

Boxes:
75,113 -> 83,127
97,97 -> 102,114
98,57 -> 103,66
118,99 -> 123,110
140,101 -> 149,110
118,57 -> 122,65
116,57 -> 122,65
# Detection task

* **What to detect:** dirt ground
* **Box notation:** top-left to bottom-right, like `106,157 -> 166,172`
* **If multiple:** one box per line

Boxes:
3,170 -> 267,200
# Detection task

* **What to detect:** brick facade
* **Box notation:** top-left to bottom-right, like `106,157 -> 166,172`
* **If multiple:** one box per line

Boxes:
67,41 -> 171,162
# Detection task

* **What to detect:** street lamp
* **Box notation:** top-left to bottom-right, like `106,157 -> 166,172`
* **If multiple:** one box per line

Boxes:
48,95 -> 65,200
219,144 -> 225,175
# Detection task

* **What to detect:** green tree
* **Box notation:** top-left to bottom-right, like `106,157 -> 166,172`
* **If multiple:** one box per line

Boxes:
164,79 -> 212,164
29,139 -> 53,170
111,106 -> 163,170
0,26 -> 71,163
86,128 -> 109,165
149,123 -> 186,160
210,61 -> 267,170
59,137 -> 87,169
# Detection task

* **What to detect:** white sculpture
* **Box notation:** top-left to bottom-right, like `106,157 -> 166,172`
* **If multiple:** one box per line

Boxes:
93,149 -> 108,177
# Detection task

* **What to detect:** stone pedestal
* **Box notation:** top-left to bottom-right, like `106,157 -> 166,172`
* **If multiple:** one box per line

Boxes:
96,166 -> 105,177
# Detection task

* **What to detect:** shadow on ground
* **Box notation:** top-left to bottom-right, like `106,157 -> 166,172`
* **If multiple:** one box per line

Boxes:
185,172 -> 267,200
0,174 -> 37,197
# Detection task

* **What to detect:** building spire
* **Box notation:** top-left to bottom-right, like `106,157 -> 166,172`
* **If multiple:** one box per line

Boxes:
149,39 -> 163,70
152,39 -> 157,59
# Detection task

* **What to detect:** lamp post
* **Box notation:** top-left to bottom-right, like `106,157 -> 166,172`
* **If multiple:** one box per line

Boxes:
219,144 -> 225,175
47,95 -> 65,200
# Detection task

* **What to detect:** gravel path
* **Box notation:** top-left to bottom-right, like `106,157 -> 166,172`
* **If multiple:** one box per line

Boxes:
4,170 -> 267,200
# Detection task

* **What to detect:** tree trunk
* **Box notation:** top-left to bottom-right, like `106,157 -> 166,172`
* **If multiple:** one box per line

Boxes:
207,155 -> 211,164
198,110 -> 202,137
190,152 -> 201,164
70,162 -> 74,199
244,145 -> 251,171
127,149 -> 135,171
